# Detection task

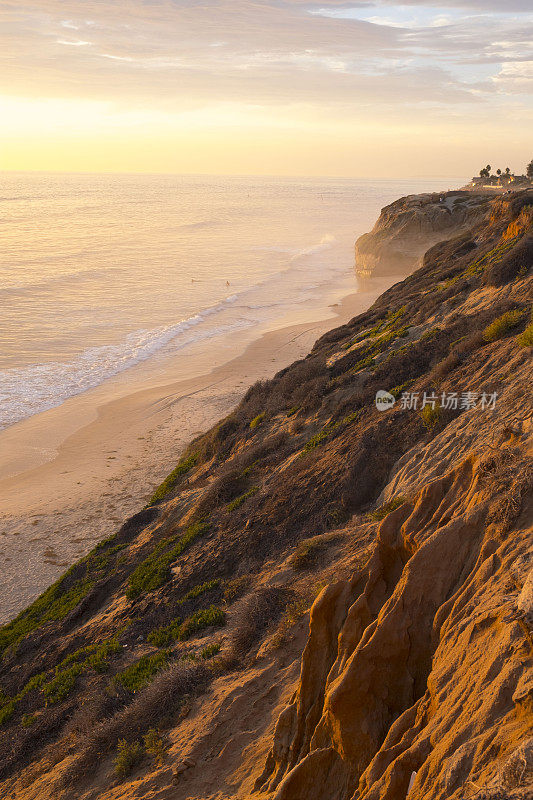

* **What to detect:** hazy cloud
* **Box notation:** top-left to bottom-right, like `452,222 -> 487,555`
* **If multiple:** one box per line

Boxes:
0,0 -> 531,121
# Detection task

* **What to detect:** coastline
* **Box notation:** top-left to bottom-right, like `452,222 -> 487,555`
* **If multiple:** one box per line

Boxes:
0,275 -> 401,623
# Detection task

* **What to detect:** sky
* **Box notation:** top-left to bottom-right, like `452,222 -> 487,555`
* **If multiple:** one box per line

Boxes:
1,0 -> 532,177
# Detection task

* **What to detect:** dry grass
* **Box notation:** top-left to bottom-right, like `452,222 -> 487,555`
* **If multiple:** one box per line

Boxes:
225,587 -> 286,663
270,595 -> 310,649
62,661 -> 209,787
290,533 -> 340,571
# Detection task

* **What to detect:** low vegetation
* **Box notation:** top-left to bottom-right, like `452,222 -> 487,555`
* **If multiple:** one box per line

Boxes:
223,575 -> 250,604
420,403 -> 443,430
147,619 -> 182,647
177,606 -> 225,641
518,320 -> 533,347
200,642 -> 221,659
227,487 -> 259,512
249,412 -> 265,430
291,534 -> 340,571
127,521 -> 209,600
114,738 -> 144,778
147,605 -> 224,647
270,596 -> 310,649
367,496 -> 407,522
143,728 -> 167,766
43,664 -> 83,705
301,411 -> 360,454
0,574 -> 93,657
178,579 -> 220,604
482,310 -> 524,342
114,651 -> 170,693
148,454 -> 197,506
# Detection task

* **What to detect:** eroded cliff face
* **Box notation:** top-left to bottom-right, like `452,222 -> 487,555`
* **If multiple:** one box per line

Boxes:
355,191 -> 492,277
0,189 -> 531,800
259,443 -> 532,800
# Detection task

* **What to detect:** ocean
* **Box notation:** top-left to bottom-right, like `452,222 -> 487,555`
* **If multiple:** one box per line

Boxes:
0,172 -> 460,430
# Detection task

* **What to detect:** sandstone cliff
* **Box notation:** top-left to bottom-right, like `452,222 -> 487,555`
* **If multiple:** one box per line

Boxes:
0,189 -> 531,800
355,191 -> 492,277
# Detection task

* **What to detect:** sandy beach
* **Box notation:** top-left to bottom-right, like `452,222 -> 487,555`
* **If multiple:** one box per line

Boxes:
0,276 -> 400,623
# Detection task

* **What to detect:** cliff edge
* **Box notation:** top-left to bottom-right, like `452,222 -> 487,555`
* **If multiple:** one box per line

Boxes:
355,191 -> 493,277
0,189 -> 531,800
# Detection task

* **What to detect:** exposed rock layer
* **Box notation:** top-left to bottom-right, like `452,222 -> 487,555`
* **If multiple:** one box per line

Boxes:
355,191 -> 492,277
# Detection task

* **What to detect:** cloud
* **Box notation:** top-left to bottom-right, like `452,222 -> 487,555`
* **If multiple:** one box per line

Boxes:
0,0 -> 531,123
493,60 -> 533,92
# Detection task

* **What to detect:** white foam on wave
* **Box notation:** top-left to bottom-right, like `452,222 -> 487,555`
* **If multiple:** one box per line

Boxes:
0,232 -> 348,430
290,233 -> 337,261
0,294 -> 247,430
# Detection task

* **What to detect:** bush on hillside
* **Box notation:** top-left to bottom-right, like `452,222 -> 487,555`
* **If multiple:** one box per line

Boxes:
483,310 -> 525,342
484,236 -> 533,286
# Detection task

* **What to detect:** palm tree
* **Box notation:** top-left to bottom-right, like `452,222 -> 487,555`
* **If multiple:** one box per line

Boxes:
527,160 -> 533,179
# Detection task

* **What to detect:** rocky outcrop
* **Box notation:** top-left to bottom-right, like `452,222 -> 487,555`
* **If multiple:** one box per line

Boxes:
355,191 -> 491,277
258,446 -> 533,800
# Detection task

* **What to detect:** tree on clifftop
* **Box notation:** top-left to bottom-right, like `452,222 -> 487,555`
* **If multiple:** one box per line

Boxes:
527,159 -> 533,179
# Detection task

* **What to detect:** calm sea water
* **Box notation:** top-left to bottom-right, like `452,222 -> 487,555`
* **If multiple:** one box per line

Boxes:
0,173 -> 460,430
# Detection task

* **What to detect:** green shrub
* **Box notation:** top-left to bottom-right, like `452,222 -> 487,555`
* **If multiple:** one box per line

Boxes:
148,607 -> 224,647
419,403 -> 442,430
483,310 -> 524,342
178,580 -> 220,604
464,237 -> 519,279
301,430 -> 329,453
518,322 -> 533,347
390,380 -> 414,399
223,576 -> 249,604
270,597 -> 309,648
114,738 -> 144,778
177,606 -> 225,641
87,639 -> 122,673
249,412 -> 265,430
301,411 -> 360,455
144,728 -> 167,766
148,454 -> 197,505
21,713 -> 37,728
60,637 -> 122,673
147,619 -> 182,647
286,405 -> 300,417
227,487 -> 259,512
367,496 -> 407,522
43,664 -> 83,704
350,354 -> 374,374
200,643 -> 221,659
0,700 -> 16,726
341,411 -> 360,426
0,576 -> 93,656
127,521 -> 209,600
114,651 -> 170,693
